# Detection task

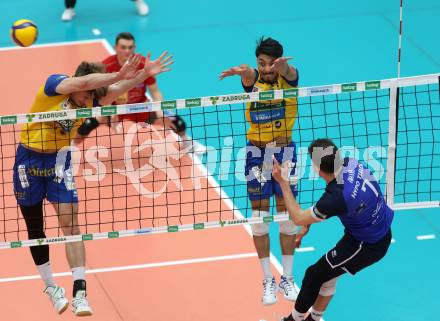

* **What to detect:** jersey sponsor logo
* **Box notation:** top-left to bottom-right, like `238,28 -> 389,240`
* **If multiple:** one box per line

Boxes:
350,162 -> 365,199
347,168 -> 355,184
27,166 -> 56,177
250,100 -> 285,111
250,108 -> 285,124
355,201 -> 367,214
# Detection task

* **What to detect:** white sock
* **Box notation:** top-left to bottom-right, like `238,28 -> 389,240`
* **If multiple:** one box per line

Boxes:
291,308 -> 305,321
259,257 -> 272,279
282,255 -> 294,278
37,262 -> 56,288
72,266 -> 86,281
310,307 -> 324,321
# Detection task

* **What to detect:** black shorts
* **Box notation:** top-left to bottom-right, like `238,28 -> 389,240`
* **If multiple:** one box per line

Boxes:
325,229 -> 392,275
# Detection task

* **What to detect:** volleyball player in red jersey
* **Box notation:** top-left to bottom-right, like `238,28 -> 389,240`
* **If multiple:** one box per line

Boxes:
102,32 -> 206,154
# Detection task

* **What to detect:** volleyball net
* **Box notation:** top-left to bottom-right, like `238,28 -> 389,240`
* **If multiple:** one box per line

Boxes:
0,73 -> 438,249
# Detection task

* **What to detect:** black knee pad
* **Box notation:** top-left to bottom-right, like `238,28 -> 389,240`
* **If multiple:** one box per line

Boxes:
77,117 -> 100,136
302,264 -> 318,284
170,115 -> 186,133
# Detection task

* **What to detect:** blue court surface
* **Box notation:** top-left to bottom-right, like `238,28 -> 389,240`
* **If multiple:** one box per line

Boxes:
0,1 -> 439,320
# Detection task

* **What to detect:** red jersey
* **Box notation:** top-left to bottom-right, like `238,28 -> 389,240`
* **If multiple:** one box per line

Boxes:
102,54 -> 156,122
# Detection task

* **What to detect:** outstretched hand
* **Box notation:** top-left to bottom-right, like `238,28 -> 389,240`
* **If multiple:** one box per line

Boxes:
118,54 -> 142,80
272,156 -> 290,184
141,51 -> 174,78
219,65 -> 249,80
270,56 -> 293,75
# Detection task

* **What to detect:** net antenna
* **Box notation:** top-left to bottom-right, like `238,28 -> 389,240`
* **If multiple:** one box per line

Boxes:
385,0 -> 404,207
397,0 -> 403,79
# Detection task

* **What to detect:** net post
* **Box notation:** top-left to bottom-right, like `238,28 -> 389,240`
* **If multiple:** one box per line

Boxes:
386,82 -> 399,207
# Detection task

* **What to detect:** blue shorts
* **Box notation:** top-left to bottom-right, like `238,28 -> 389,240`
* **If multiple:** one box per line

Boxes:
13,144 -> 78,206
245,141 -> 298,201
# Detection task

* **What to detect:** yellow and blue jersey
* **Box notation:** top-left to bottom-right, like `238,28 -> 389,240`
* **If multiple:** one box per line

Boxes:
311,158 -> 394,243
243,69 -> 299,143
243,69 -> 299,201
20,74 -> 88,152
13,74 -> 90,205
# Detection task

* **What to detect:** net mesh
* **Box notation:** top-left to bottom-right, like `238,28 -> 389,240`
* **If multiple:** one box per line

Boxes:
395,82 -> 440,204
0,74 -> 438,245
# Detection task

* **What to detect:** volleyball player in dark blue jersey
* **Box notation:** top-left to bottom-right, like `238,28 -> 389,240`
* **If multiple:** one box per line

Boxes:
272,138 -> 394,321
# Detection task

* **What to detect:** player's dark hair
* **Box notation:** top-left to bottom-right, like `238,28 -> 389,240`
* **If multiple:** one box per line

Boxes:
255,37 -> 283,59
115,32 -> 135,45
73,62 -> 108,98
308,138 -> 342,174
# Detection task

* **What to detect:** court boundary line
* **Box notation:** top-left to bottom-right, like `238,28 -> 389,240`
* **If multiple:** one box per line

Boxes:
0,39 -> 107,51
0,252 -> 257,283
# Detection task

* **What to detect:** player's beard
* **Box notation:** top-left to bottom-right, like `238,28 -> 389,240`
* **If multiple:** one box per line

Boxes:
261,72 -> 277,83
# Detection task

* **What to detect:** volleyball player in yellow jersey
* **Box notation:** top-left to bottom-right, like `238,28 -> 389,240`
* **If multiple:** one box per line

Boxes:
13,52 -> 172,316
220,37 -> 308,305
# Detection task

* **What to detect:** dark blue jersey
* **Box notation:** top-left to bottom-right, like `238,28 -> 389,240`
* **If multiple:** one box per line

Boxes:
311,158 -> 394,243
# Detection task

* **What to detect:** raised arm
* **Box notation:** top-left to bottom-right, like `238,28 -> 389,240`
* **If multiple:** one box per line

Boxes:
270,57 -> 297,82
219,64 -> 257,87
147,82 -> 163,102
272,157 -> 320,226
55,54 -> 142,95
99,51 -> 173,106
